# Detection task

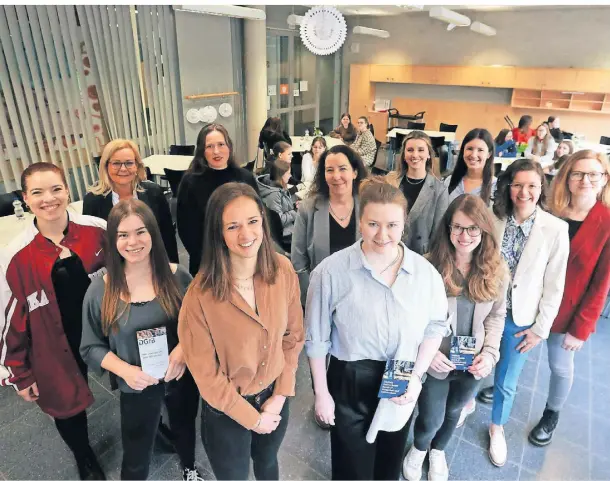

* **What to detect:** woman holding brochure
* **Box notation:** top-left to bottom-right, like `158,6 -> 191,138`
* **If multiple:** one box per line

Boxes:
305,177 -> 449,480
178,182 -> 304,481
81,199 -> 201,481
403,194 -> 509,481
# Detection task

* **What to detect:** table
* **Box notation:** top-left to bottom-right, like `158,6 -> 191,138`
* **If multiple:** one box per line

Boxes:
573,141 -> 610,155
142,155 -> 192,176
386,128 -> 456,143
0,202 -> 83,247
290,136 -> 344,153
494,156 -> 518,171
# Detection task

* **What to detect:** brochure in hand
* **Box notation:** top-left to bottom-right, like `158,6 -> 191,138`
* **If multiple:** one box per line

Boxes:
378,360 -> 415,399
137,327 -> 169,379
450,335 -> 476,371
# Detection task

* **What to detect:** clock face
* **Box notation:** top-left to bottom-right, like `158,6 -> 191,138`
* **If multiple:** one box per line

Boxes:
300,6 -> 347,56
199,106 -> 218,124
219,103 -> 233,118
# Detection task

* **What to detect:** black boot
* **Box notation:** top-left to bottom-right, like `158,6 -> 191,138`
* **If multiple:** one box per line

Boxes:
76,449 -> 106,480
477,386 -> 494,404
528,407 -> 560,447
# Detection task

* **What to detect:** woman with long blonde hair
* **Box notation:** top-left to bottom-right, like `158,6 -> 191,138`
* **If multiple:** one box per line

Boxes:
84,139 -> 178,262
528,150 -> 610,447
81,199 -> 202,481
403,194 -> 508,481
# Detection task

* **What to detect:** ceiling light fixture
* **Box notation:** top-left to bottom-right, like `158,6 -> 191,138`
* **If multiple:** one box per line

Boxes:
429,6 -> 471,31
287,14 -> 304,27
399,5 -> 425,10
470,21 -> 496,36
352,26 -> 390,39
176,5 -> 266,21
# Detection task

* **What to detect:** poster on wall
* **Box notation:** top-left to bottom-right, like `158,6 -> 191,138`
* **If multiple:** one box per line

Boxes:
293,89 -> 300,97
300,81 -> 308,92
268,85 -> 276,96
280,84 -> 289,95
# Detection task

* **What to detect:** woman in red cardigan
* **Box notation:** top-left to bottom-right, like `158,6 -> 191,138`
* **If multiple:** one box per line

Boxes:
511,115 -> 536,147
528,149 -> 610,446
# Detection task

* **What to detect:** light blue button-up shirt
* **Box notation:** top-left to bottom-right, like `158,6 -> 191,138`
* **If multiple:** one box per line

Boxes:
305,241 -> 449,363
445,175 -> 498,205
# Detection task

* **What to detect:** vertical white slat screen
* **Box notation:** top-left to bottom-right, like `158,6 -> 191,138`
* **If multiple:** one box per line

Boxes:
1,5 -> 182,196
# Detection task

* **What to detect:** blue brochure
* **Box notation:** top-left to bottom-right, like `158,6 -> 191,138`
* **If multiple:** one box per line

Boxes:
378,360 -> 415,398
450,336 -> 476,371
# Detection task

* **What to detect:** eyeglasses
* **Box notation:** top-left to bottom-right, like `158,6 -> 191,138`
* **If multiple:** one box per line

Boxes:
569,171 -> 606,182
510,183 -> 542,191
449,224 -> 482,237
108,160 -> 136,170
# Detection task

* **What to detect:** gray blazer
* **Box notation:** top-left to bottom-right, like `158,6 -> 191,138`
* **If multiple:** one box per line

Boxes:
429,272 -> 509,380
402,173 -> 448,255
291,195 -> 361,305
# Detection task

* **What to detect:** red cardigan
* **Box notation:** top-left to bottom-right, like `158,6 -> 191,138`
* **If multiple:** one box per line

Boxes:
551,202 -> 610,340
512,127 -> 536,145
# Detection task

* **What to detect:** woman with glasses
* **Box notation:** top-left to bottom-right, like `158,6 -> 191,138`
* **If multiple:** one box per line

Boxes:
528,150 -> 610,447
84,139 -> 178,262
403,195 -> 508,481
480,158 -> 569,467
178,124 -> 259,276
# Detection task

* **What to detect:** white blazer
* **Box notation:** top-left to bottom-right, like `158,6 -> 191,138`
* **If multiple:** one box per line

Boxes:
494,207 -> 569,339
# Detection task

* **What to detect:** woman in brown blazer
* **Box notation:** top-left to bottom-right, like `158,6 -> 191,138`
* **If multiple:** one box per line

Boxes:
178,182 -> 304,481
403,194 -> 508,481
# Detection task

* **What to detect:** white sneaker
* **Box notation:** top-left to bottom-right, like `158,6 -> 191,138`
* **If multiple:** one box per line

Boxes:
403,446 -> 426,481
457,398 -> 476,428
488,426 -> 507,467
428,449 -> 449,481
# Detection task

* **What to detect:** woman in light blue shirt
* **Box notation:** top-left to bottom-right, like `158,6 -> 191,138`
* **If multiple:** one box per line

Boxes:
305,178 -> 449,480
445,128 -> 497,205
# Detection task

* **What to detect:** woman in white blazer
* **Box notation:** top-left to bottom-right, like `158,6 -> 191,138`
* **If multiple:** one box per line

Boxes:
483,158 -> 570,468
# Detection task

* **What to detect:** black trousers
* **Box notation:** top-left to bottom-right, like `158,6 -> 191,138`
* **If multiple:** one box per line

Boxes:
120,370 -> 199,480
327,356 -> 413,480
201,383 -> 289,481
414,371 -> 482,451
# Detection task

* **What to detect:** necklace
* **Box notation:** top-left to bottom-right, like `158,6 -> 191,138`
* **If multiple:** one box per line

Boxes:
379,246 -> 402,274
329,201 -> 353,222
405,176 -> 425,185
233,280 -> 254,291
234,275 -> 253,281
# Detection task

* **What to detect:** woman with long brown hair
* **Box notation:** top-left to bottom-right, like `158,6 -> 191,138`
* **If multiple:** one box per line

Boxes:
525,123 -> 556,168
528,150 -> 610,446
81,199 -> 201,481
1,162 -> 106,480
403,194 -> 508,481
178,182 -> 304,480
387,130 -> 448,254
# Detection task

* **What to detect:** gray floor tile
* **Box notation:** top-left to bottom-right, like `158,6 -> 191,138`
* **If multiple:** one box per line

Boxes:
0,387 -> 38,430
150,455 -> 213,481
521,438 -> 589,479
277,449 -> 327,480
449,438 -> 520,480
591,414 -> 610,459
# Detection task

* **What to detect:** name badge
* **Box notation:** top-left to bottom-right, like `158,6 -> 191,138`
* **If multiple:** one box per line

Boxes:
450,335 -> 476,371
378,360 -> 415,398
137,327 -> 169,379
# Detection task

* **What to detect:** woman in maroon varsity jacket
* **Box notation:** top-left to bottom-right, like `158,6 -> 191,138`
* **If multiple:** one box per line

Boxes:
528,150 -> 610,447
0,163 -> 107,480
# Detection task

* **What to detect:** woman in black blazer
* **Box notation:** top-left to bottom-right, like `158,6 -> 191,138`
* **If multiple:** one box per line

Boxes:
178,123 -> 259,275
83,139 -> 179,263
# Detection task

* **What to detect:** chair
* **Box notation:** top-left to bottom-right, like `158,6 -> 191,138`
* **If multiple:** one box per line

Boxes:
600,136 -> 610,145
430,136 -> 448,173
545,173 -> 555,185
369,123 -> 375,136
494,163 -> 503,177
439,123 -> 458,133
163,169 -> 185,198
93,156 -> 101,169
244,160 -> 255,172
265,207 -> 290,254
169,145 -> 195,156
0,190 -> 23,217
562,131 -> 573,140
145,167 -> 153,180
407,121 -> 426,130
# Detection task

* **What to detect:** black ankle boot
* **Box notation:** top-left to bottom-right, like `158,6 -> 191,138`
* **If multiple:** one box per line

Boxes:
76,450 -> 106,480
528,407 -> 560,447
477,386 -> 494,404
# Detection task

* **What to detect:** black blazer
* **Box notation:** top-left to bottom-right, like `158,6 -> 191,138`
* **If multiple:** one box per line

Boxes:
258,130 -> 292,152
82,181 -> 179,263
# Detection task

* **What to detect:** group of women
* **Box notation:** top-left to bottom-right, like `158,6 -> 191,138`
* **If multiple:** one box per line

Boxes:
0,120 -> 608,481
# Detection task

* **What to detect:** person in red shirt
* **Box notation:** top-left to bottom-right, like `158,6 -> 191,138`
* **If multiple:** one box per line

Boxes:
511,115 -> 536,146
528,150 -> 610,446
0,162 -> 107,479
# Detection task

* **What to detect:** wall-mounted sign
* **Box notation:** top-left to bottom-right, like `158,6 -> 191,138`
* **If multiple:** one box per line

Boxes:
280,84 -> 289,95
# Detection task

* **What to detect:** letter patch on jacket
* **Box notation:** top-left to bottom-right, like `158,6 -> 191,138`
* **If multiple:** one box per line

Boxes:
26,290 -> 49,312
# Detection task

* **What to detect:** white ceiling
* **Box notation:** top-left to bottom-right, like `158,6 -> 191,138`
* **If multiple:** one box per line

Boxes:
335,5 -> 586,16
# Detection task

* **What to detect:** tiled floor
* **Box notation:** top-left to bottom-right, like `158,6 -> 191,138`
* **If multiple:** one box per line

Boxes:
1,240 -> 608,480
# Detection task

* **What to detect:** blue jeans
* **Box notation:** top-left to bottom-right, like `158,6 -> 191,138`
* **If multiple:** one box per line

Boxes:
492,310 -> 532,425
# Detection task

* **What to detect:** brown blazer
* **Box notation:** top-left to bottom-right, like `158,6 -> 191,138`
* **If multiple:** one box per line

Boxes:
428,271 -> 509,380
178,255 -> 305,429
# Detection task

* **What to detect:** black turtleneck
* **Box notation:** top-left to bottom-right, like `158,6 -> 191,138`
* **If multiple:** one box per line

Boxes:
177,165 -> 259,275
